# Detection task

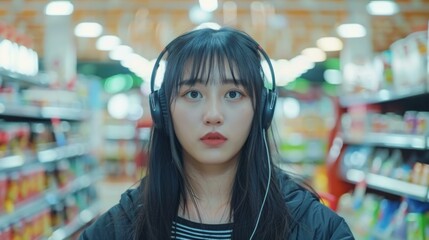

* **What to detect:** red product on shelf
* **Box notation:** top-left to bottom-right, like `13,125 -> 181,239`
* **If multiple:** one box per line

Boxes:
0,225 -> 12,240
0,129 -> 10,157
0,173 -> 7,213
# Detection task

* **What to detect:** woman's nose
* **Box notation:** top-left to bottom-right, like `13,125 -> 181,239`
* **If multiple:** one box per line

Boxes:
203,99 -> 224,125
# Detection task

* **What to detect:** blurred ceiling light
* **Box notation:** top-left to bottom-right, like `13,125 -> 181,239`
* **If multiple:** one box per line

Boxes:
96,35 -> 121,51
45,1 -> 74,16
104,74 -> 134,94
367,0 -> 399,15
195,22 -> 221,30
107,94 -> 129,119
274,59 -> 293,86
282,98 -> 300,119
301,47 -> 327,62
109,45 -> 133,61
336,23 -> 367,38
74,22 -> 103,38
189,5 -> 212,24
290,55 -> 315,74
199,0 -> 218,12
121,53 -> 149,74
324,69 -> 342,85
316,37 -> 343,52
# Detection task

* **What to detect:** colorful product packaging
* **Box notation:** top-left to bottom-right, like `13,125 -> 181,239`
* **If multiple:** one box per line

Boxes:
406,213 -> 425,240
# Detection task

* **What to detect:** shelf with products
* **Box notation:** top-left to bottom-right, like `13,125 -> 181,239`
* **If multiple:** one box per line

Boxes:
49,202 -> 100,240
0,169 -> 101,227
342,168 -> 429,202
0,74 -> 88,123
326,27 -> 429,217
0,27 -> 99,239
339,86 -> 428,107
339,140 -> 429,200
0,103 -> 88,122
0,142 -> 89,172
341,132 -> 429,150
336,185 -> 428,240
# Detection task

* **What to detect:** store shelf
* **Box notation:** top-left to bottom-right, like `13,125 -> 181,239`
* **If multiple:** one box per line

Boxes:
342,132 -> 428,150
0,69 -> 50,87
0,171 -> 101,226
339,87 -> 427,107
0,155 -> 25,171
344,169 -> 429,201
53,170 -> 103,200
38,143 -> 89,163
0,143 -> 89,172
0,193 -> 49,225
0,103 -> 88,121
49,203 -> 100,240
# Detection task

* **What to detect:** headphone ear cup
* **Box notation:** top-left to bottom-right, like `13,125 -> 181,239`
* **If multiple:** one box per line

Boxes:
149,88 -> 169,131
261,89 -> 277,130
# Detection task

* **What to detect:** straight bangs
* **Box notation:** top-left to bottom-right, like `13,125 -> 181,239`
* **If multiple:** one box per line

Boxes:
162,28 -> 265,109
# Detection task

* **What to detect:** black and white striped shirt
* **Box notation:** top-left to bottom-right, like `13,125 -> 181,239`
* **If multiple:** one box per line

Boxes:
171,217 -> 233,240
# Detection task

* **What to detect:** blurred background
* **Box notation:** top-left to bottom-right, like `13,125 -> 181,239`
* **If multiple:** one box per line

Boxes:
0,0 -> 428,239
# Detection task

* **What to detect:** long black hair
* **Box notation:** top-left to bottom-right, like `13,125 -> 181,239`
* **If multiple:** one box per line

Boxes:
134,27 -> 292,239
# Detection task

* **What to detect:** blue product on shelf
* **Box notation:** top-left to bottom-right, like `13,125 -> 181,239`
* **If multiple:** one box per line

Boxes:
407,198 -> 429,213
341,146 -> 373,172
388,200 -> 408,240
378,199 -> 400,228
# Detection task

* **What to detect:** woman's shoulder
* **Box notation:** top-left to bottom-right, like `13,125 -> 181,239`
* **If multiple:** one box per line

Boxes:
78,181 -> 143,240
276,170 -> 354,239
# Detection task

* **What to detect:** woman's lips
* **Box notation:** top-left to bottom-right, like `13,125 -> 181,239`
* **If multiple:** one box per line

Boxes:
200,132 -> 227,147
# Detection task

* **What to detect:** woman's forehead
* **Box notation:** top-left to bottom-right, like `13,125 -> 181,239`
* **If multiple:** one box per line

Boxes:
181,58 -> 239,80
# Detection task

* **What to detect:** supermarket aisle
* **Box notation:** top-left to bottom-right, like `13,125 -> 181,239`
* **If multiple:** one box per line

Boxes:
96,178 -> 137,213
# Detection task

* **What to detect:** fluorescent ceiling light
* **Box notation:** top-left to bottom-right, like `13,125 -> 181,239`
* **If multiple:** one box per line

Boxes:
337,23 -> 367,38
45,1 -> 74,16
367,1 -> 399,15
109,45 -> 133,61
316,37 -> 343,52
107,94 -> 129,119
199,0 -> 218,12
74,22 -> 103,38
301,47 -> 327,62
96,35 -> 121,51
289,55 -> 315,75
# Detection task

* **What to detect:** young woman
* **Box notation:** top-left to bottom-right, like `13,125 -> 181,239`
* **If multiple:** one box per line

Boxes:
80,27 -> 354,240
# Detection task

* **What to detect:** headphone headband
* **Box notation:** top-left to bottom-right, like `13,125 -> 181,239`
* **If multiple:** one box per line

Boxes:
257,45 -> 276,92
150,47 -> 168,92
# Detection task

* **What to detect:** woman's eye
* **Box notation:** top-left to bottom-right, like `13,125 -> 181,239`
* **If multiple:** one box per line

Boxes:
185,90 -> 202,99
226,91 -> 242,99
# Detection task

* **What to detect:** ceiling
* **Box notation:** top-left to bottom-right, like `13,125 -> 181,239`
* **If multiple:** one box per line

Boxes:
1,0 -> 429,63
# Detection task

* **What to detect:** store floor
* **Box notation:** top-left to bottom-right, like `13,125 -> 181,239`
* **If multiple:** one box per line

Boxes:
96,177 -> 138,213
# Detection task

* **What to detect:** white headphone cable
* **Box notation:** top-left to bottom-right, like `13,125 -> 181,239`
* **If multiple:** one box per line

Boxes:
249,128 -> 271,240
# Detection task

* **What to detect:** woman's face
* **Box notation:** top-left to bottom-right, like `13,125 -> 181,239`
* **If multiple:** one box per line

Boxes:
170,62 -> 254,170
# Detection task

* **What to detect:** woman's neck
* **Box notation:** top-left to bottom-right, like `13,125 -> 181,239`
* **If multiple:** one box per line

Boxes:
179,161 -> 237,224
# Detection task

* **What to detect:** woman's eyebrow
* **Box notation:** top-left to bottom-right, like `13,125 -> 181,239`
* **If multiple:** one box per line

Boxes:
179,78 -> 242,86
